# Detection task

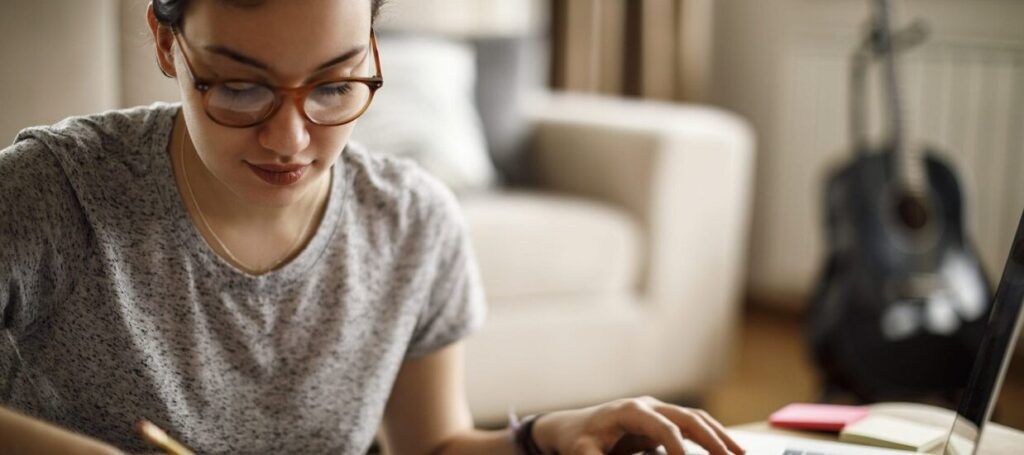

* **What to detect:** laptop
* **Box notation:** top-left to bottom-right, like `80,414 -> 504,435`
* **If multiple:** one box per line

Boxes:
664,208 -> 1024,455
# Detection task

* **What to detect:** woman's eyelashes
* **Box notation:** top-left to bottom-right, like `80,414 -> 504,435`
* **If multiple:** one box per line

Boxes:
218,80 -> 353,97
313,82 -> 353,97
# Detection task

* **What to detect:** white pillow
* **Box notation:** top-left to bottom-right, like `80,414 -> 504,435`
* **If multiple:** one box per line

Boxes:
350,35 -> 497,192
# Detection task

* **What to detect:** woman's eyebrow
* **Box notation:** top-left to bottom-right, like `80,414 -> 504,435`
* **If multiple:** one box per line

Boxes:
201,44 -> 368,74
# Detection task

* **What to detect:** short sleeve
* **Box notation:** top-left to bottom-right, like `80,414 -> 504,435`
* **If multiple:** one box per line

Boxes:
403,178 -> 487,360
0,137 -> 90,337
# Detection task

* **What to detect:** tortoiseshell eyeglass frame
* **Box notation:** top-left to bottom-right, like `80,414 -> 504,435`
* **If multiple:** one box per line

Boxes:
171,29 -> 383,128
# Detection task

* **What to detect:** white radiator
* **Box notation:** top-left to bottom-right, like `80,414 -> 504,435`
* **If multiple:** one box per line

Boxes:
716,0 -> 1024,306
799,36 -> 1024,285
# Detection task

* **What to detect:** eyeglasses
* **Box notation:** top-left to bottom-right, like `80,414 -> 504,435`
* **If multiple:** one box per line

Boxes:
172,30 -> 383,128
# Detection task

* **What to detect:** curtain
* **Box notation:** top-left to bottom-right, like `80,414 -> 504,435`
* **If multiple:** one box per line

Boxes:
549,0 -> 713,102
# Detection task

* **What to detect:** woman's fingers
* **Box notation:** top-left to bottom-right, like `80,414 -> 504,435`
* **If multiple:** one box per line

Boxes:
654,405 -> 732,455
613,400 -> 689,455
693,408 -> 745,455
555,397 -> 742,455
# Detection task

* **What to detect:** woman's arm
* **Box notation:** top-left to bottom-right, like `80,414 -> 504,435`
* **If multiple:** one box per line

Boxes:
0,406 -> 123,455
380,342 -> 745,455
380,341 -> 518,455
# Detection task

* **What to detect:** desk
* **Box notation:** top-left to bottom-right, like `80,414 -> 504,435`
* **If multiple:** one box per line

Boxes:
731,403 -> 1024,455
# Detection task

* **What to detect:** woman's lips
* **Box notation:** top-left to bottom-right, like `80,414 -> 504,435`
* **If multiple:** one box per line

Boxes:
247,162 -> 309,186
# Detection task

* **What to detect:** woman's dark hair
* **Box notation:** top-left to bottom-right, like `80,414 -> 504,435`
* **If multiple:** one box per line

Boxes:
153,0 -> 386,30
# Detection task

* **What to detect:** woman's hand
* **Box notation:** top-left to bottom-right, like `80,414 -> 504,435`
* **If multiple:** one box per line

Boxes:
0,405 -> 124,455
531,396 -> 744,455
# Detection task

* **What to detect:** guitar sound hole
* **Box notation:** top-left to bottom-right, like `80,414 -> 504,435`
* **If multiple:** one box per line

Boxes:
898,194 -> 930,230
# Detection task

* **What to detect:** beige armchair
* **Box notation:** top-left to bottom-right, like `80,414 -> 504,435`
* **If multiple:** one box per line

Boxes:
462,93 -> 755,423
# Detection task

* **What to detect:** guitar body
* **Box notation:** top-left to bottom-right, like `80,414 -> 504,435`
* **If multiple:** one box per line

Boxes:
809,149 -> 991,401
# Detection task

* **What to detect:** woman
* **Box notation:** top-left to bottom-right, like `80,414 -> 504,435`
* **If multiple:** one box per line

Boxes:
0,0 -> 745,453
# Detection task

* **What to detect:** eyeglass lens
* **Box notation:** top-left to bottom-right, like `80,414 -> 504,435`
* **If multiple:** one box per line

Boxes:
205,80 -> 373,126
305,82 -> 372,124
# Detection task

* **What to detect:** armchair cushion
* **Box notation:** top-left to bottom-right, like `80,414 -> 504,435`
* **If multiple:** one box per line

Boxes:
461,192 -> 642,302
349,34 -> 497,191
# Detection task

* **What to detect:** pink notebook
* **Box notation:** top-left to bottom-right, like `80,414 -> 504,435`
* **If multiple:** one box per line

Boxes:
769,403 -> 869,432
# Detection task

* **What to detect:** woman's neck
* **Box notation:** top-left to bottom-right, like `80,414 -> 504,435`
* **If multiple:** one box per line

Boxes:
170,113 -> 331,273
174,113 -> 328,228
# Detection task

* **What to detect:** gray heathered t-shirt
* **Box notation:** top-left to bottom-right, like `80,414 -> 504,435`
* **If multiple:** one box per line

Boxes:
0,103 -> 487,454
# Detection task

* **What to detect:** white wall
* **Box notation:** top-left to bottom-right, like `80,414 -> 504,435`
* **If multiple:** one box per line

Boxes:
0,0 -> 121,144
713,0 -> 1024,309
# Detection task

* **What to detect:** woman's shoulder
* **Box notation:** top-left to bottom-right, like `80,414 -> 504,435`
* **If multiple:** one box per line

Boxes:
341,141 -> 463,228
0,134 -> 71,213
11,103 -> 177,174
13,102 -> 176,147
0,126 -> 93,272
0,103 -> 178,235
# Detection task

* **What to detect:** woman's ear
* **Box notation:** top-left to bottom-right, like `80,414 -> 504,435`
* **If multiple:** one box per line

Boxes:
146,3 -> 177,78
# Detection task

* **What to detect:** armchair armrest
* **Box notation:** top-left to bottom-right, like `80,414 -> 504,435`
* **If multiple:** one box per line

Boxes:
526,92 -> 756,382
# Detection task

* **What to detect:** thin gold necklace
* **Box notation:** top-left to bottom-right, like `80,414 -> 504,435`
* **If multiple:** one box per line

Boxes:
177,127 -> 324,274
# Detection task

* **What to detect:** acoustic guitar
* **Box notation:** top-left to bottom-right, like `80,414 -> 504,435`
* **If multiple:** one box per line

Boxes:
807,0 -> 991,402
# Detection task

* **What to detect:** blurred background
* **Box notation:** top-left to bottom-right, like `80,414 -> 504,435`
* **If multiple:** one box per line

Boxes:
1,0 -> 1022,434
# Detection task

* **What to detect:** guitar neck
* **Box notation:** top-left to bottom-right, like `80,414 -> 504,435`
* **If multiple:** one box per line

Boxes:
875,0 -> 928,197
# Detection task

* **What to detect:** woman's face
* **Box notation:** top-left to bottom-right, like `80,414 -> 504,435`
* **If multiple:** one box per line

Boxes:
164,0 -> 372,207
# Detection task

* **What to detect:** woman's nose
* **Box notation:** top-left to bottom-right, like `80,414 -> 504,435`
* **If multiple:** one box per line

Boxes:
257,98 -> 311,157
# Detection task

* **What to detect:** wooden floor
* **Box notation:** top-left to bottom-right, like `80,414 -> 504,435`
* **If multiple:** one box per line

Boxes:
703,305 -> 1024,430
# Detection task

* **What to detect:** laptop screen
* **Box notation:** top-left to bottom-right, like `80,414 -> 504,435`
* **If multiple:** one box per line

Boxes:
945,210 -> 1024,454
